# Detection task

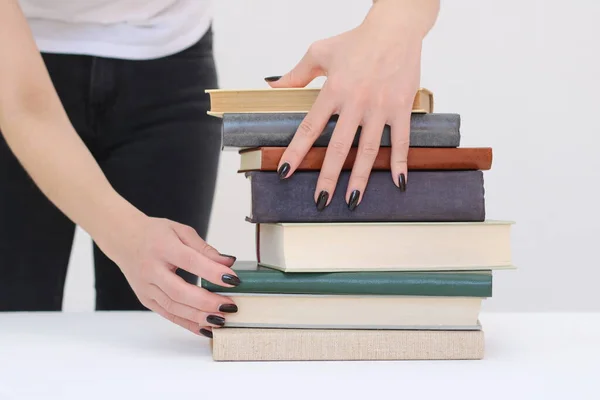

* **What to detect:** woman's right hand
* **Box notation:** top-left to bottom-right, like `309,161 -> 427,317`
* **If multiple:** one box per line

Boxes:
0,1 -> 236,337
96,214 -> 240,337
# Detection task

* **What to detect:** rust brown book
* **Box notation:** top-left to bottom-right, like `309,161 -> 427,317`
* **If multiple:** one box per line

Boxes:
238,147 -> 493,172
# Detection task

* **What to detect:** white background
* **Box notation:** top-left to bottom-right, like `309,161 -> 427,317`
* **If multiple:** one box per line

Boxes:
62,0 -> 600,313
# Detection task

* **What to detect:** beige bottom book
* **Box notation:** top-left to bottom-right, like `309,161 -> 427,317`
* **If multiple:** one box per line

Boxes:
211,328 -> 484,361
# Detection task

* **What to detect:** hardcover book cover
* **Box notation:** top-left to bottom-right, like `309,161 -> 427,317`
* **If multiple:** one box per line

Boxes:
245,170 -> 486,223
222,112 -> 460,148
238,146 -> 492,171
201,264 -> 492,297
211,328 -> 485,361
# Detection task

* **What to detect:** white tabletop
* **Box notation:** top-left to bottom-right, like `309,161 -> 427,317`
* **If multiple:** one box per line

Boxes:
0,311 -> 596,400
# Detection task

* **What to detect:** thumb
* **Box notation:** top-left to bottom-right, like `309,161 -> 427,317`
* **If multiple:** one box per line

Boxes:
265,45 -> 326,88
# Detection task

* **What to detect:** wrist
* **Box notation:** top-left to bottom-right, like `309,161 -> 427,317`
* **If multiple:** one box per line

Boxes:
364,0 -> 440,39
83,189 -> 147,257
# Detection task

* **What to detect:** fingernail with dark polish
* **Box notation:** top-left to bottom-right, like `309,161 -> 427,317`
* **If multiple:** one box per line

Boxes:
398,173 -> 407,192
219,303 -> 238,313
207,315 -> 225,327
348,190 -> 360,211
219,253 -> 237,262
222,274 -> 241,286
264,75 -> 281,82
316,190 -> 329,211
278,162 -> 290,179
200,328 -> 213,338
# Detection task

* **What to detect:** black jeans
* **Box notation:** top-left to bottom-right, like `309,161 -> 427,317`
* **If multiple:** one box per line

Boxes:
0,29 -> 221,311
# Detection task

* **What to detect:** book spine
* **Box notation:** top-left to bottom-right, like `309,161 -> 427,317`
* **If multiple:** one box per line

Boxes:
240,147 -> 493,171
246,170 -> 485,223
222,113 -> 460,148
201,271 -> 492,297
212,328 -> 485,361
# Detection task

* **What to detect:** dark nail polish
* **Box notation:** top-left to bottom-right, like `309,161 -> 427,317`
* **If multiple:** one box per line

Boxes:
207,315 -> 225,327
348,190 -> 360,211
398,173 -> 407,192
219,303 -> 238,313
199,328 -> 213,338
278,162 -> 290,179
316,190 -> 329,211
264,75 -> 282,82
219,253 -> 237,262
221,274 -> 241,286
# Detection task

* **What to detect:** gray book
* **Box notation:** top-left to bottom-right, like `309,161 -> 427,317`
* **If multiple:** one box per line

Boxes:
245,170 -> 485,223
222,112 -> 460,148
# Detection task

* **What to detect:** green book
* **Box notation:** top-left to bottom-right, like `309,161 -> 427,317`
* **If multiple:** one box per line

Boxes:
201,261 -> 492,297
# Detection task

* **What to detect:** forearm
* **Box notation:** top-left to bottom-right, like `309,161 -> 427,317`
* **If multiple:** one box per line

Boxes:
0,0 -> 143,242
367,0 -> 440,38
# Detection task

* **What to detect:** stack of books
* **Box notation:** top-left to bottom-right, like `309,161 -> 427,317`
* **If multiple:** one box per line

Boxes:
202,87 -> 514,361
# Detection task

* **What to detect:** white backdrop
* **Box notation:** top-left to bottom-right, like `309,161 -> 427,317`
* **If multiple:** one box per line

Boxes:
62,0 -> 600,312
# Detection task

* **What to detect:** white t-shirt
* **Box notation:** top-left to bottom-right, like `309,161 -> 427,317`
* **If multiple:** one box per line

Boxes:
18,0 -> 213,60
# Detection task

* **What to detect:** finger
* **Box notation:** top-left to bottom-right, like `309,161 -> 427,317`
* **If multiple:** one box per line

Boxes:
199,327 -> 213,339
149,299 -> 201,336
148,284 -> 226,328
265,42 -> 326,88
170,222 -> 236,267
390,110 -> 411,191
164,240 -> 241,288
155,267 -> 236,314
314,107 -> 363,211
276,89 -> 336,180
344,116 -> 386,210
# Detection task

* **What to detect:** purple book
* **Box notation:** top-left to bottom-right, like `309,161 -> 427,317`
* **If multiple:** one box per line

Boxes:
245,170 -> 485,223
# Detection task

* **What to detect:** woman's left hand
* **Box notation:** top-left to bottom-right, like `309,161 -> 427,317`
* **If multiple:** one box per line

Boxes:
267,0 -> 439,211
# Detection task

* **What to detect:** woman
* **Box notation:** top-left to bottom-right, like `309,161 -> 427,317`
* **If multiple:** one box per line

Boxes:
0,0 -> 440,337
